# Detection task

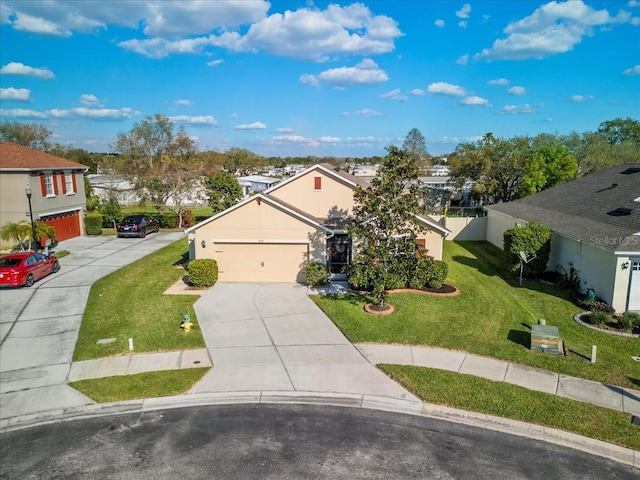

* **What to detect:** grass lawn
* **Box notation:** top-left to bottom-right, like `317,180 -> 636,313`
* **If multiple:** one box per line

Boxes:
73,239 -> 206,361
70,368 -> 210,403
313,241 -> 640,389
121,205 -> 213,217
381,365 -> 640,451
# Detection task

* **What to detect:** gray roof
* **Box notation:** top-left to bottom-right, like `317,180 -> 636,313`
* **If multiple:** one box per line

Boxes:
485,163 -> 640,252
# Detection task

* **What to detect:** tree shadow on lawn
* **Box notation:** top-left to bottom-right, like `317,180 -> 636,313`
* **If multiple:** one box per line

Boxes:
507,329 -> 530,348
322,293 -> 371,307
627,377 -> 640,389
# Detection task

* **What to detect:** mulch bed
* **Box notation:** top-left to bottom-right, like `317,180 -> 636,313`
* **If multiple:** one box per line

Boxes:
350,284 -> 459,297
364,303 -> 395,315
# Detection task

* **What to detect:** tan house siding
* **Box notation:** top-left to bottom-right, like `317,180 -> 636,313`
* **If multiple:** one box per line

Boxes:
267,169 -> 357,220
418,230 -> 445,261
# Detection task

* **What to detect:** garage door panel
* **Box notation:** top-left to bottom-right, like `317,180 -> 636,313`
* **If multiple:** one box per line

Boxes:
215,243 -> 309,283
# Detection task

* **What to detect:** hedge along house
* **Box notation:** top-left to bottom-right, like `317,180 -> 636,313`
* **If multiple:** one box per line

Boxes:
0,143 -> 88,242
485,163 -> 640,312
186,163 -> 450,283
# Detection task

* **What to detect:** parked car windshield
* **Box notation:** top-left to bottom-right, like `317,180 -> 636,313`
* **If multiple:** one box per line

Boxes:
122,216 -> 144,223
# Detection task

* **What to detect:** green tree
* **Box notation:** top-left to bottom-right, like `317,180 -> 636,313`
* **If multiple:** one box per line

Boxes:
99,193 -> 123,228
0,221 -> 31,250
596,117 -> 640,146
503,222 -> 551,276
205,172 -> 243,214
111,114 -> 200,228
519,144 -> 578,197
347,146 -> 424,306
402,128 -> 430,169
0,121 -> 52,150
223,147 -> 264,174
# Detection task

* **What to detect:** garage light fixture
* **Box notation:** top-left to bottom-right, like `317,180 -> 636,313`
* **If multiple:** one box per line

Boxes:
201,240 -> 206,248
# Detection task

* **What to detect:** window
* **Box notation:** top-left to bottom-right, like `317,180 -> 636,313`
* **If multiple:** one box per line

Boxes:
314,176 -> 322,190
41,172 -> 55,196
64,171 -> 75,194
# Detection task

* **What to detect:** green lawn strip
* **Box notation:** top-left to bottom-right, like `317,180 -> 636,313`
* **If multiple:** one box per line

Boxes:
380,365 -> 640,451
70,368 -> 210,403
121,205 -> 213,218
73,239 -> 205,361
312,241 -> 640,389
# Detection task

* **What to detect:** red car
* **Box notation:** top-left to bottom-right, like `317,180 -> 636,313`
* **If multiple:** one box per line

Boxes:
0,252 -> 60,287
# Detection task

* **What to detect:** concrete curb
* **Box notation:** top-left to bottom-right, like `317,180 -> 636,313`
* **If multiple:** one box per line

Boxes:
1,391 -> 637,469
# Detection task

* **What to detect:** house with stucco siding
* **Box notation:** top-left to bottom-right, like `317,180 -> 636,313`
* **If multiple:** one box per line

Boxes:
485,163 -> 640,312
186,163 -> 450,284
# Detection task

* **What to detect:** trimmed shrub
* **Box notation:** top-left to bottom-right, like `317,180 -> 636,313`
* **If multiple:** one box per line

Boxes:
180,208 -> 194,228
85,214 -> 103,236
409,254 -> 449,290
305,262 -> 328,286
503,222 -> 551,276
618,311 -> 640,331
580,299 -> 616,315
588,310 -> 608,325
187,259 -> 218,287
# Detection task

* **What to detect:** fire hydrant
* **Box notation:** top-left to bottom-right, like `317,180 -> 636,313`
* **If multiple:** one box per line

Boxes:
180,313 -> 193,333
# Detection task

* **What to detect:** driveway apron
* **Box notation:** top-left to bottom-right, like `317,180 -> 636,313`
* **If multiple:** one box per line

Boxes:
191,282 -> 418,401
0,233 -> 186,420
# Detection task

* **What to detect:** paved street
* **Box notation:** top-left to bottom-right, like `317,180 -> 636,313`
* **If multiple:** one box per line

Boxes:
0,233 -> 186,419
3,404 -> 638,480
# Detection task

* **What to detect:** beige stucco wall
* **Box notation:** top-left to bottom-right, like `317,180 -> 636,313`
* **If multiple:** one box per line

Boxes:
191,197 -> 326,263
268,169 -> 357,220
417,230 -> 444,260
0,171 -> 87,236
485,209 -> 523,249
430,215 -> 487,241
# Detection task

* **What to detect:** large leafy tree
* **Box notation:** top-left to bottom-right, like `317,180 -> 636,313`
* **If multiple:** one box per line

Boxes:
205,172 -> 243,214
223,147 -> 264,175
0,121 -> 52,150
402,128 -> 429,166
347,146 -> 424,306
518,144 -> 578,197
596,117 -> 640,146
111,114 -> 200,228
449,133 -> 530,204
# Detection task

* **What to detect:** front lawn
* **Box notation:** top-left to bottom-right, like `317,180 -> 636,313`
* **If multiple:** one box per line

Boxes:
73,239 -> 206,361
313,241 -> 640,389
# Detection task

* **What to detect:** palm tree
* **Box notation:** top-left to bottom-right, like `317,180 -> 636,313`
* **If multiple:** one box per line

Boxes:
0,221 -> 31,251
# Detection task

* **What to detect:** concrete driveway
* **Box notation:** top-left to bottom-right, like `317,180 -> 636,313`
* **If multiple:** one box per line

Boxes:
191,282 -> 418,400
0,232 -> 186,420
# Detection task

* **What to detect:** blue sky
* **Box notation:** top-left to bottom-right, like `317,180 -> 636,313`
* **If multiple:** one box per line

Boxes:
1,1 -> 639,157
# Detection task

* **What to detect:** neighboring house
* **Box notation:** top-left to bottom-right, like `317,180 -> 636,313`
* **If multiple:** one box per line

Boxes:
351,164 -> 379,177
485,163 -> 640,312
0,142 -> 88,242
237,175 -> 281,195
186,163 -> 450,283
87,174 -> 138,204
428,164 -> 450,176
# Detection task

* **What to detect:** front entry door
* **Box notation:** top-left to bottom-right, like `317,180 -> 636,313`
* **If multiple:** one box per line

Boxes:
328,234 -> 351,274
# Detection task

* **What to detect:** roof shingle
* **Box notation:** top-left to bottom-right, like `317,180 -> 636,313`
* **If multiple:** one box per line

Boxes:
0,142 -> 88,171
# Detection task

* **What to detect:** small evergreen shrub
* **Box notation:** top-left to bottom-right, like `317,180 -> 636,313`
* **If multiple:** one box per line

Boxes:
187,259 -> 218,287
305,262 -> 328,286
85,214 -> 103,236
580,299 -> 616,315
588,310 -> 608,325
618,311 -> 640,331
503,222 -> 551,275
409,255 -> 449,289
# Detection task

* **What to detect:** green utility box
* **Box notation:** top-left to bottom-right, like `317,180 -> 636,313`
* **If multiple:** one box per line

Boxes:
530,324 -> 563,355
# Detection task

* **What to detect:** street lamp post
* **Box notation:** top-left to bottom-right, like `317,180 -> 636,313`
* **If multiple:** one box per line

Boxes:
25,185 -> 37,251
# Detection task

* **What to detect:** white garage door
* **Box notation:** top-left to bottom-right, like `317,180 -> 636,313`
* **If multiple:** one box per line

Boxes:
214,243 -> 309,282
629,261 -> 640,311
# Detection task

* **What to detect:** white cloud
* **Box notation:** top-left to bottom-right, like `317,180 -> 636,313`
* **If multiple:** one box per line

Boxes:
410,88 -> 425,96
339,109 -> 384,117
0,108 -> 47,118
507,86 -> 526,95
457,54 -> 469,65
319,136 -> 341,143
622,64 -> 640,75
475,0 -> 633,61
0,87 -> 30,101
170,115 -> 217,125
460,96 -> 491,106
434,18 -> 445,28
380,88 -> 407,101
173,99 -> 192,107
456,4 -> 472,19
274,127 -> 294,133
628,0 -> 639,6
0,105 -> 136,120
500,104 -> 537,114
309,59 -> 389,86
0,62 -> 54,79
270,135 -> 319,147
299,73 -> 319,86
235,122 -> 266,130
80,94 -> 103,107
227,113 -> 239,118
427,82 -> 466,96
458,21 -> 468,29
569,94 -> 594,102
206,59 -> 223,67
487,78 -> 509,85
116,3 -> 403,61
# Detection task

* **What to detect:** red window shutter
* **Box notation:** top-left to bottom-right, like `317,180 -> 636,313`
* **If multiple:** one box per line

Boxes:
314,177 -> 322,190
53,173 -> 59,195
40,173 -> 46,196
417,238 -> 426,251
72,173 -> 77,193
61,172 -> 67,194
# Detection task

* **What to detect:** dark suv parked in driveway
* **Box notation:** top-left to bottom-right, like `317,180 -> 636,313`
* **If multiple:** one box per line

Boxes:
116,215 -> 160,238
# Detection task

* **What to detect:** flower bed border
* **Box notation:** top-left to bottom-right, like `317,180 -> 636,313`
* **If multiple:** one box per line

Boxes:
573,312 -> 639,338
350,284 -> 459,297
364,303 -> 395,315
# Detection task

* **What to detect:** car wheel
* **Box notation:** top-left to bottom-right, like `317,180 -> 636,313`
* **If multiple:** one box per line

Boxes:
155,225 -> 160,233
25,273 -> 34,287
140,229 -> 146,238
52,261 -> 60,273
